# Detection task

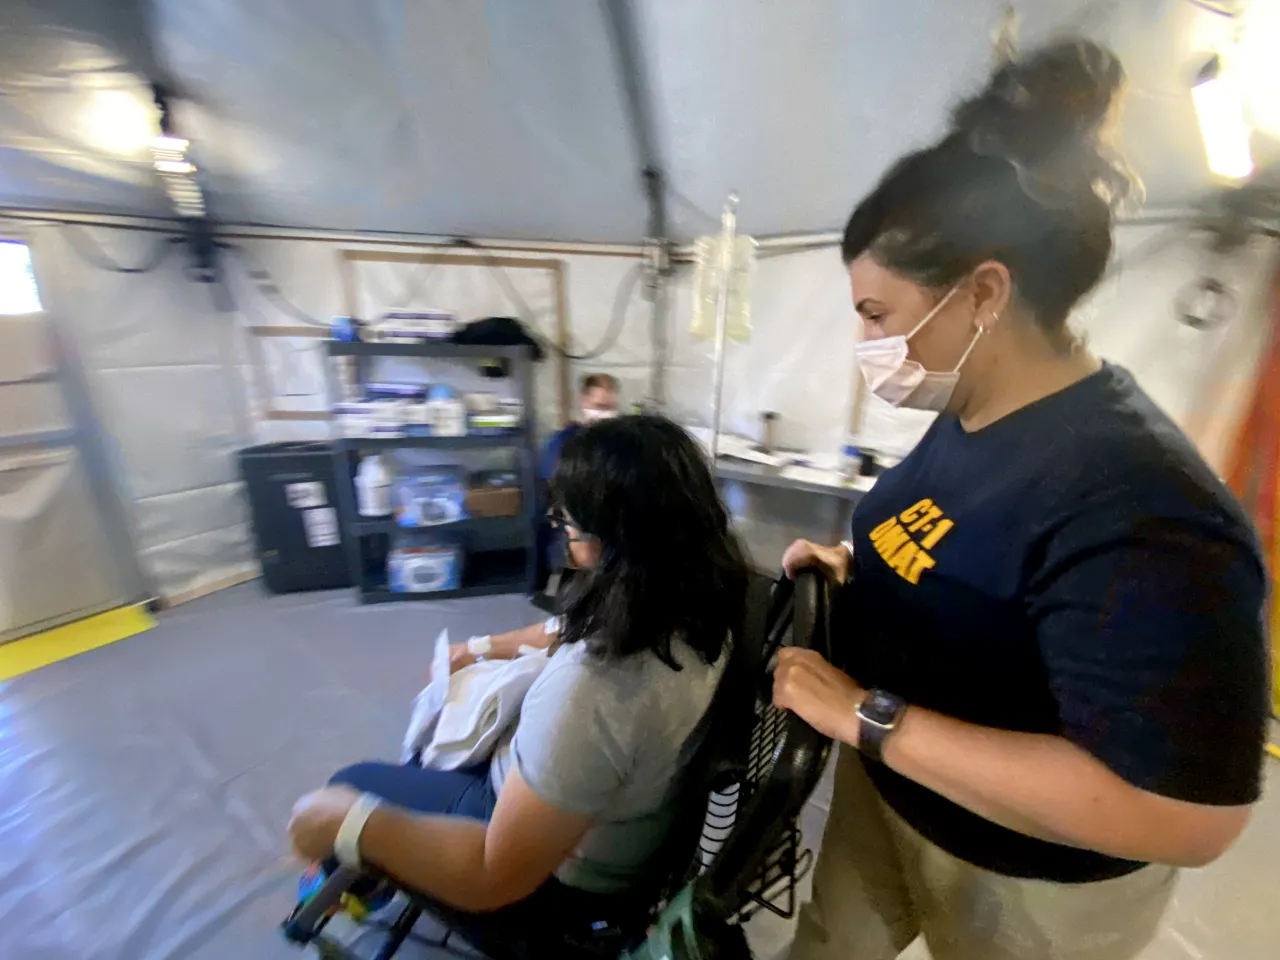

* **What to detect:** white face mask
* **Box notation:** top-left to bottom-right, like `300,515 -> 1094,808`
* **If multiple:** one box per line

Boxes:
854,285 -> 984,412
580,407 -> 618,424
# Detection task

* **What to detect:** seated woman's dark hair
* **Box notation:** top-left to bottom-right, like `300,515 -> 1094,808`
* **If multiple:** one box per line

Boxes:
841,39 -> 1140,338
552,414 -> 749,669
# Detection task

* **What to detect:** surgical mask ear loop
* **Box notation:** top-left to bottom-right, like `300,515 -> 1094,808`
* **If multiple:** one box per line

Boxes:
949,312 -> 992,373
904,285 -> 963,341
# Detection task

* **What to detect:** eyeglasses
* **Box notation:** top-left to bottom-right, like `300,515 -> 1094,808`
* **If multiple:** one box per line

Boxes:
546,506 -> 594,544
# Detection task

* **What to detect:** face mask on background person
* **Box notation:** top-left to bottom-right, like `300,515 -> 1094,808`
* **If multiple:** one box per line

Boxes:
580,407 -> 619,424
854,284 -> 985,412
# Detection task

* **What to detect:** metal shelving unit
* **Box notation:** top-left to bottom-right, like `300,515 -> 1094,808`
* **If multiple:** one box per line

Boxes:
335,434 -> 516,452
325,339 -> 538,604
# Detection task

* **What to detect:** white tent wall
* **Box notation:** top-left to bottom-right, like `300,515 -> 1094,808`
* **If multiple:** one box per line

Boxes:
28,224 -> 258,604
1073,225 -> 1279,476
224,240 -> 863,456
21,217 -> 1275,597
0,304 -> 126,638
223,238 -> 652,443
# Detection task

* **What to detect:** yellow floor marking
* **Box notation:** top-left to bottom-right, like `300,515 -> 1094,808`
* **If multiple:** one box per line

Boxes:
0,605 -> 155,681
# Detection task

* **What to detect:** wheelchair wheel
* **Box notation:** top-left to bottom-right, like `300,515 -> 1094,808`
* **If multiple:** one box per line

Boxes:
621,885 -> 752,960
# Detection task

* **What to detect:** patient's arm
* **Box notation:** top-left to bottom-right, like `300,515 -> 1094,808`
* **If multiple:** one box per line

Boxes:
489,619 -> 559,658
356,768 -> 589,911
441,619 -> 560,676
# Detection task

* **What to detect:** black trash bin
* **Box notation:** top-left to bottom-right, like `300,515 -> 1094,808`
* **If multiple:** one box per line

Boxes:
238,442 -> 353,594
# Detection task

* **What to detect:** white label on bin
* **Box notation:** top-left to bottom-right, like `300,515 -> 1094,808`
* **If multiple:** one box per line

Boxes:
302,507 -> 340,548
286,481 -> 327,509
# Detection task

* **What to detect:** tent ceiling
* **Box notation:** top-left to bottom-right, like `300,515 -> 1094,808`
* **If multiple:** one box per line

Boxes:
1,0 -> 1276,242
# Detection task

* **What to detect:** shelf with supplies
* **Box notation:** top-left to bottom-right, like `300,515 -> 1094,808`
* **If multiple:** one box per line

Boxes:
347,515 -> 531,544
326,340 -> 534,361
323,335 -> 539,605
358,549 -> 530,604
335,434 -> 524,452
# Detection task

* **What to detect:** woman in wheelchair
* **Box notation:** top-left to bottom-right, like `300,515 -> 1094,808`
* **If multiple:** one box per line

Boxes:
288,415 -> 749,943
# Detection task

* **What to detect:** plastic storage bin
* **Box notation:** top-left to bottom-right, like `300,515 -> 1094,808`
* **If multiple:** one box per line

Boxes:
387,531 -> 464,593
238,442 -> 353,593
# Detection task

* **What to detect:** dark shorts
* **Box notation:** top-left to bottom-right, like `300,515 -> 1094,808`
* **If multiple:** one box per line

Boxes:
326,760 -> 650,958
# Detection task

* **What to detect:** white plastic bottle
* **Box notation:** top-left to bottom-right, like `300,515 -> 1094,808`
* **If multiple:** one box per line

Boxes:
355,455 -> 392,517
841,436 -> 863,482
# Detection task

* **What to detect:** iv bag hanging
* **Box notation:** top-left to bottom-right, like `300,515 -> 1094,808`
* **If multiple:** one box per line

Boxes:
691,234 -> 756,343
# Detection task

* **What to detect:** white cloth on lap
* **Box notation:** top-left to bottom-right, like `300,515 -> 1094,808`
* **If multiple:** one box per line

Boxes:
401,628 -> 548,770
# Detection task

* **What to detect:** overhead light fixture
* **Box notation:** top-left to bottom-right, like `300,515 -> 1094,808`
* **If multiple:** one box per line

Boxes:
151,135 -> 189,153
149,88 -> 207,219
1192,55 -> 1254,181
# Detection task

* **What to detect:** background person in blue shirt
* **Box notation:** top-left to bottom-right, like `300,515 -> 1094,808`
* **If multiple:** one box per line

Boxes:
535,374 -> 620,592
538,373 -> 621,484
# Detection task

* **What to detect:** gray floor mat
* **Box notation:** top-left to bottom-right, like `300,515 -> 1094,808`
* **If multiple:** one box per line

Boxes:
2,583 -> 1278,959
0,583 -> 534,960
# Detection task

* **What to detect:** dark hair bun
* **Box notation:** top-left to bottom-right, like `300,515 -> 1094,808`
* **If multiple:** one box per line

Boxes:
951,40 -> 1138,209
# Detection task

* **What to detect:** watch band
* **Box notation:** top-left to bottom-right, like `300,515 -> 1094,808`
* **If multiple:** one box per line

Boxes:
840,540 -> 856,583
334,792 -> 381,869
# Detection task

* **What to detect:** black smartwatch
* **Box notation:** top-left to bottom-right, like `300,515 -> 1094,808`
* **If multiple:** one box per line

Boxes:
856,689 -> 908,763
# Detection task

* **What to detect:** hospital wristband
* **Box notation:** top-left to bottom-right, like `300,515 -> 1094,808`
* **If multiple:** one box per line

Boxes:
334,792 -> 381,869
466,635 -> 492,658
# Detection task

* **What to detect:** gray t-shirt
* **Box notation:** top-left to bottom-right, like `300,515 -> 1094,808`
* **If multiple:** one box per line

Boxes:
489,638 -> 725,893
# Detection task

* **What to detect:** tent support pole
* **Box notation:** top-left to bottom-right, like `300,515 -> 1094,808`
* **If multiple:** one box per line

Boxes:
709,193 -> 739,462
602,0 -> 673,406
642,168 -> 673,408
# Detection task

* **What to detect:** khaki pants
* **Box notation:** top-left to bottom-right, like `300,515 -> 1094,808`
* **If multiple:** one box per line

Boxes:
790,746 -> 1177,960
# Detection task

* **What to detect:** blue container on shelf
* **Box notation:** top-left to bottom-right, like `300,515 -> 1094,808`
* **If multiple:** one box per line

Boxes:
387,531 -> 464,593
393,468 -> 468,528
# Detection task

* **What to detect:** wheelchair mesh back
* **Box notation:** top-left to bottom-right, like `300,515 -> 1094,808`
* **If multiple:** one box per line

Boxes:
696,570 -> 834,919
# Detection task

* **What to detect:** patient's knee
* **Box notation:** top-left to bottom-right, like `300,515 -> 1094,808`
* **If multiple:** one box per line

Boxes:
328,762 -> 383,792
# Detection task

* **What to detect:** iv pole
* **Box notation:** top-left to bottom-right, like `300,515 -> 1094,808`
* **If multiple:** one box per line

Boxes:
709,192 -> 738,462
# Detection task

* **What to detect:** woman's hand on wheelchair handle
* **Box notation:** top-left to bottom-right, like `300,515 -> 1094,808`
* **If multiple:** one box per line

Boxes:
289,785 -> 359,861
782,539 -> 850,584
772,647 -> 866,746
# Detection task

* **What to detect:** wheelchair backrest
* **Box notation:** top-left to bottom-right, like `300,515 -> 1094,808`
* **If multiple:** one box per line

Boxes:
638,570 -> 776,902
696,568 -> 834,917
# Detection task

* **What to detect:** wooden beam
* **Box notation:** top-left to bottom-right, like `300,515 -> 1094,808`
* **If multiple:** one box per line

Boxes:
249,325 -> 330,338
338,248 -> 360,318
341,248 -> 575,428
341,249 -> 562,271
262,410 -> 331,421
552,261 -> 572,426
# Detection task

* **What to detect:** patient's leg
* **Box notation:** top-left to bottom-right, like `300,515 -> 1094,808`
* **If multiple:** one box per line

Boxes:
328,761 -> 498,821
301,762 -> 500,911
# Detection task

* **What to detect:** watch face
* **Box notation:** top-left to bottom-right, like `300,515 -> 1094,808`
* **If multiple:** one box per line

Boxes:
862,689 -> 904,725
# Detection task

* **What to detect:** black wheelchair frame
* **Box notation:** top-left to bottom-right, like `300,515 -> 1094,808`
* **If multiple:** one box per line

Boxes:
282,568 -> 835,959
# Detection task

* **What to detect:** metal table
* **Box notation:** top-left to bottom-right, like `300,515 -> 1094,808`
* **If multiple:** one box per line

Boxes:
713,457 -> 872,571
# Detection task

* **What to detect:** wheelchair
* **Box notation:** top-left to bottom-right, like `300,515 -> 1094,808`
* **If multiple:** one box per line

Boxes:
282,568 -> 835,959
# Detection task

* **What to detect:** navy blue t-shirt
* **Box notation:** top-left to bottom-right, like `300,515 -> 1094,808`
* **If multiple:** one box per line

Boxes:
841,364 -> 1269,882
539,422 -> 582,483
